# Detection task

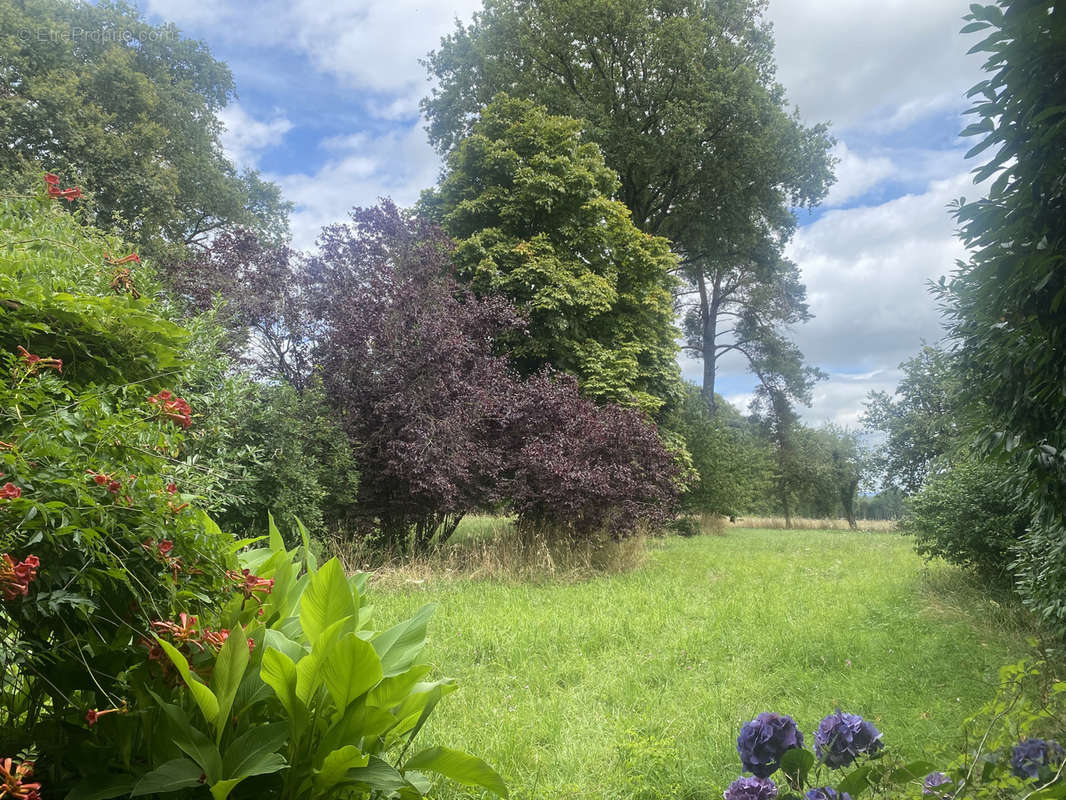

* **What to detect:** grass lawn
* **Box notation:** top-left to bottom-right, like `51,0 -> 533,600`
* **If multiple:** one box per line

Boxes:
366,529 -> 1035,800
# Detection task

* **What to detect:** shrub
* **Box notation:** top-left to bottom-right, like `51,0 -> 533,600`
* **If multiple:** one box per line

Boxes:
503,372 -> 686,538
57,519 -> 507,800
903,457 -> 1029,580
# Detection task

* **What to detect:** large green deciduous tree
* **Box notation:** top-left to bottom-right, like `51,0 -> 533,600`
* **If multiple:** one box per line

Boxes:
422,0 -> 835,412
421,95 -> 681,414
939,0 -> 1066,630
862,345 -> 969,494
0,0 -> 290,256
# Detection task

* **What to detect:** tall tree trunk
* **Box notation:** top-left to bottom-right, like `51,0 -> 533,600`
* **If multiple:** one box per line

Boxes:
696,270 -> 718,414
842,480 -> 858,529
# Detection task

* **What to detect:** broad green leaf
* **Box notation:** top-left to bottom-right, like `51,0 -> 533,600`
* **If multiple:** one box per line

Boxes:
780,748 -> 814,787
157,638 -> 220,726
300,558 -> 355,644
372,604 -> 435,677
261,647 -> 306,734
211,624 -> 251,742
368,665 -> 432,709
131,758 -> 205,796
314,745 -> 370,794
268,511 -> 284,551
150,696 -> 223,783
319,699 -> 397,759
346,756 -> 416,794
887,761 -> 936,784
404,746 -> 508,797
836,764 -> 875,797
296,616 -> 351,704
323,633 -> 384,714
65,775 -> 137,800
222,723 -> 289,779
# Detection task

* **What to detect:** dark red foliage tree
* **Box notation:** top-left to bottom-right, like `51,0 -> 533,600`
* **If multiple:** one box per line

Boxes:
503,372 -> 685,537
312,202 -> 523,551
163,230 -> 315,391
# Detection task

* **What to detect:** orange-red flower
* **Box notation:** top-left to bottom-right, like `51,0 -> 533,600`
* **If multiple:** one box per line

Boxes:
16,346 -> 62,375
105,252 -> 141,265
0,484 -> 21,501
44,173 -> 81,202
147,390 -> 192,429
0,757 -> 42,800
85,704 -> 126,727
0,554 -> 38,602
226,568 -> 274,600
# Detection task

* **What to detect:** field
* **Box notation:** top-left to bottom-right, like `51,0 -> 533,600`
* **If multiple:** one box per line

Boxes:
365,529 -> 1034,800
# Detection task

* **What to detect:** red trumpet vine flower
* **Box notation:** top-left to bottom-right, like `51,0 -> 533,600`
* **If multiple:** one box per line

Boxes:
105,252 -> 141,265
226,568 -> 274,600
0,757 -> 42,800
0,484 -> 21,501
86,703 -> 127,727
0,554 -> 39,601
147,390 -> 192,429
16,346 -> 62,374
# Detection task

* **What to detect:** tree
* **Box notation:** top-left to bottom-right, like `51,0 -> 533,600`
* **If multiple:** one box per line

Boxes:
312,202 -> 519,553
747,336 -> 824,527
421,95 -> 681,414
814,424 -> 870,529
0,0 -> 290,255
668,384 -> 772,517
861,345 -> 968,494
422,0 -> 834,412
939,1 -> 1066,628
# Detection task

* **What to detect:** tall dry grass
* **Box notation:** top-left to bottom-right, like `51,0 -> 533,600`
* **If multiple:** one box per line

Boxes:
729,515 -> 896,531
326,515 -> 648,588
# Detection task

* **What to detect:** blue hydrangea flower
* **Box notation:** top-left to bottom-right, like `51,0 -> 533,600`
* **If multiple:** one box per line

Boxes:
814,710 -> 883,768
804,787 -> 852,800
922,772 -> 952,796
737,712 -> 805,777
1010,738 -> 1065,781
723,776 -> 778,800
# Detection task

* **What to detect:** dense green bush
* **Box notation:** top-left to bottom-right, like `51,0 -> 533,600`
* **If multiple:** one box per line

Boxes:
903,458 -> 1029,580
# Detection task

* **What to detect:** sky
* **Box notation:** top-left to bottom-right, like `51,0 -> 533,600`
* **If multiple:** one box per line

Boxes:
141,0 -> 988,429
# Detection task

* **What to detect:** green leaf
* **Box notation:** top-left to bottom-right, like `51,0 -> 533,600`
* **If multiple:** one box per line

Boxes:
261,647 -> 306,734
323,633 -> 384,714
780,748 -> 814,787
64,775 -> 138,800
373,604 -> 435,677
131,758 -> 205,796
887,761 -> 936,784
211,624 -> 251,742
314,745 -> 370,794
150,696 -> 223,784
836,765 -> 875,797
346,756 -> 416,794
222,723 -> 289,779
404,746 -> 508,797
268,511 -> 284,552
156,638 -> 220,726
300,558 -> 356,644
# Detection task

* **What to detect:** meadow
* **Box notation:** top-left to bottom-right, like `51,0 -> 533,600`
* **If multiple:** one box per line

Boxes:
366,528 -> 1035,800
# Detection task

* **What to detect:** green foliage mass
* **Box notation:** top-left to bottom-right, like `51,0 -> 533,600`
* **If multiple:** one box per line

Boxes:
422,95 -> 681,414
939,0 -> 1066,631
422,0 -> 835,410
70,522 -> 506,800
904,458 -> 1030,581
668,384 -> 772,517
0,0 -> 290,257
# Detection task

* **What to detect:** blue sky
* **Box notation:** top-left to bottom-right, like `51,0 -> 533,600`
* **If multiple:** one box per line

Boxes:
140,0 -> 988,428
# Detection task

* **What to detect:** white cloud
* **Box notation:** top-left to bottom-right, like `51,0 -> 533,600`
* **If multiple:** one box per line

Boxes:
823,142 -> 896,206
145,0 -> 482,120
790,170 -> 972,373
269,121 -> 442,248
766,0 -> 985,130
217,103 -> 293,170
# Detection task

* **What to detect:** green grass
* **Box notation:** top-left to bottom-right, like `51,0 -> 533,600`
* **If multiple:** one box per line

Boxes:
366,530 -> 1036,800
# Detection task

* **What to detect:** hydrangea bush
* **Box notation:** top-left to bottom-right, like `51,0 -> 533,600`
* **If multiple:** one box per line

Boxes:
723,655 -> 1065,800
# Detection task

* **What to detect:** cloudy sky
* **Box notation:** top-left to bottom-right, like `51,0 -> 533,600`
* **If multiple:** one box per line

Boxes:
142,0 -> 987,428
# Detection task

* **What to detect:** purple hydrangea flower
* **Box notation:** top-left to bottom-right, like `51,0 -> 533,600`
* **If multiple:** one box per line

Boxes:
814,710 -> 883,769
922,772 -> 952,796
723,776 -> 778,800
805,788 -> 852,800
1010,738 -> 1065,781
737,712 -> 805,777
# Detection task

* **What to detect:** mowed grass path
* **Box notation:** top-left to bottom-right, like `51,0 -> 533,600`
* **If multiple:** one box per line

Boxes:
368,530 -> 1033,800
